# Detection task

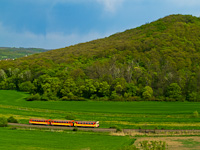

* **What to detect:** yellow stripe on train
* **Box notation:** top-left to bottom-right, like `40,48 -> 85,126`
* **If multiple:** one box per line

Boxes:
51,123 -> 72,126
30,121 -> 48,125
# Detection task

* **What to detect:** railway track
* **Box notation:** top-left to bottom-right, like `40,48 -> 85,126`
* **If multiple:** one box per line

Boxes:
8,123 -> 200,133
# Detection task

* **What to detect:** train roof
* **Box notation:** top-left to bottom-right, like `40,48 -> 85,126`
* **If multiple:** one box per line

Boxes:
30,118 -> 49,120
51,119 -> 74,121
75,121 -> 99,123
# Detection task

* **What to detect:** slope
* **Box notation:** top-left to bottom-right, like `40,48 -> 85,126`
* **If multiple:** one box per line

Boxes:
0,14 -> 200,101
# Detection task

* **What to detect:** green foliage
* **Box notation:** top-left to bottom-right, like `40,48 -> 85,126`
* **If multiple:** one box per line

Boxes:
193,111 -> 199,118
0,117 -> 8,127
142,86 -> 153,100
7,116 -> 18,123
65,114 -> 76,120
19,81 -> 35,92
188,92 -> 200,102
167,83 -> 182,101
25,93 -> 41,101
116,127 -> 122,132
1,15 -> 200,101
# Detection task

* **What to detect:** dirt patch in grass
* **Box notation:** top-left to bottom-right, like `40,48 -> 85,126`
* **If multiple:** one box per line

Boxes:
134,137 -> 200,150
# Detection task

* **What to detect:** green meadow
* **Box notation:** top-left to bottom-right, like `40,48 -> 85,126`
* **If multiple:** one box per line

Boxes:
0,128 -> 133,150
1,90 -> 200,129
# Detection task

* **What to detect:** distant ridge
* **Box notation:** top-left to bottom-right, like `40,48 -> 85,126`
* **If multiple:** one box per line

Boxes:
0,47 -> 48,60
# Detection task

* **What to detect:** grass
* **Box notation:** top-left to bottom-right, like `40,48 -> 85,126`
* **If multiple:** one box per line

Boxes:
1,90 -> 200,129
174,139 -> 200,148
0,127 -> 133,150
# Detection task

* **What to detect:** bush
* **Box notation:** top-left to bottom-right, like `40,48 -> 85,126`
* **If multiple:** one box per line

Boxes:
25,94 -> 41,101
61,96 -> 87,101
116,127 -> 122,132
0,117 -> 8,127
124,96 -> 141,101
40,95 -> 49,101
193,111 -> 199,118
19,81 -> 35,92
109,125 -> 122,132
7,116 -> 18,123
65,114 -> 76,120
73,127 -> 78,131
110,125 -> 118,129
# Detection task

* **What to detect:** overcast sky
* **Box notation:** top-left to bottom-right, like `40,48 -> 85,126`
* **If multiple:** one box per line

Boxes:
0,0 -> 200,49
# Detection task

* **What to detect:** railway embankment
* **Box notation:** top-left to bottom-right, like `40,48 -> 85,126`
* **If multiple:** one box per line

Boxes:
8,123 -> 200,134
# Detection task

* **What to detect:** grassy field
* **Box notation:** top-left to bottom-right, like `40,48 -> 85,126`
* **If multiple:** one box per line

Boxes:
1,90 -> 200,129
0,127 -> 133,150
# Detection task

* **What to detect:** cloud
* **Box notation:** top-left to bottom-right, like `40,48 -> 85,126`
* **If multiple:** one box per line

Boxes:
96,0 -> 125,13
0,22 -> 111,49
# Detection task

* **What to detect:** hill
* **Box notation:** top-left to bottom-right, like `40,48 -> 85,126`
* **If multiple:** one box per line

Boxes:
0,14 -> 200,101
0,47 -> 48,60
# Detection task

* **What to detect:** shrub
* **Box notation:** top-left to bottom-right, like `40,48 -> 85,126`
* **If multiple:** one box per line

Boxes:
193,111 -> 199,118
124,96 -> 141,101
110,125 -> 118,129
109,125 -> 122,132
0,117 -> 8,127
73,127 -> 78,131
40,95 -> 49,101
19,81 -> 35,92
116,127 -> 122,132
142,86 -> 153,100
25,93 -> 41,101
65,114 -> 76,120
7,116 -> 18,123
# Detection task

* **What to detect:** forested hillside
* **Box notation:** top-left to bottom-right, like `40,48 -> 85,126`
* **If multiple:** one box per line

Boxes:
0,47 -> 48,60
0,14 -> 200,101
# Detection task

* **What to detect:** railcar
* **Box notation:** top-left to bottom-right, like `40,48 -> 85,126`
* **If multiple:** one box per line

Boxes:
29,119 -> 99,128
51,120 -> 74,126
74,121 -> 99,128
29,119 -> 51,125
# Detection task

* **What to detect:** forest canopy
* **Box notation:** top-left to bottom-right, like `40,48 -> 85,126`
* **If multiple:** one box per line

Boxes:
1,14 -> 200,102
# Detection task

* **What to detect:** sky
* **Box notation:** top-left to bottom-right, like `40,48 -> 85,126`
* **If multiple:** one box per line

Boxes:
0,0 -> 200,49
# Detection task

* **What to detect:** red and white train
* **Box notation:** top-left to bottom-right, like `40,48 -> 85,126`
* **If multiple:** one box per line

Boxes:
29,119 -> 99,128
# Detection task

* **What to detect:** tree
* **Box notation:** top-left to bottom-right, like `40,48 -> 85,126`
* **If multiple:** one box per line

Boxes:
0,69 -> 6,81
167,83 -> 182,100
126,83 -> 137,96
0,117 -> 7,127
142,86 -> 153,100
81,79 -> 97,98
98,81 -> 110,97
60,78 -> 77,99
19,81 -> 35,92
